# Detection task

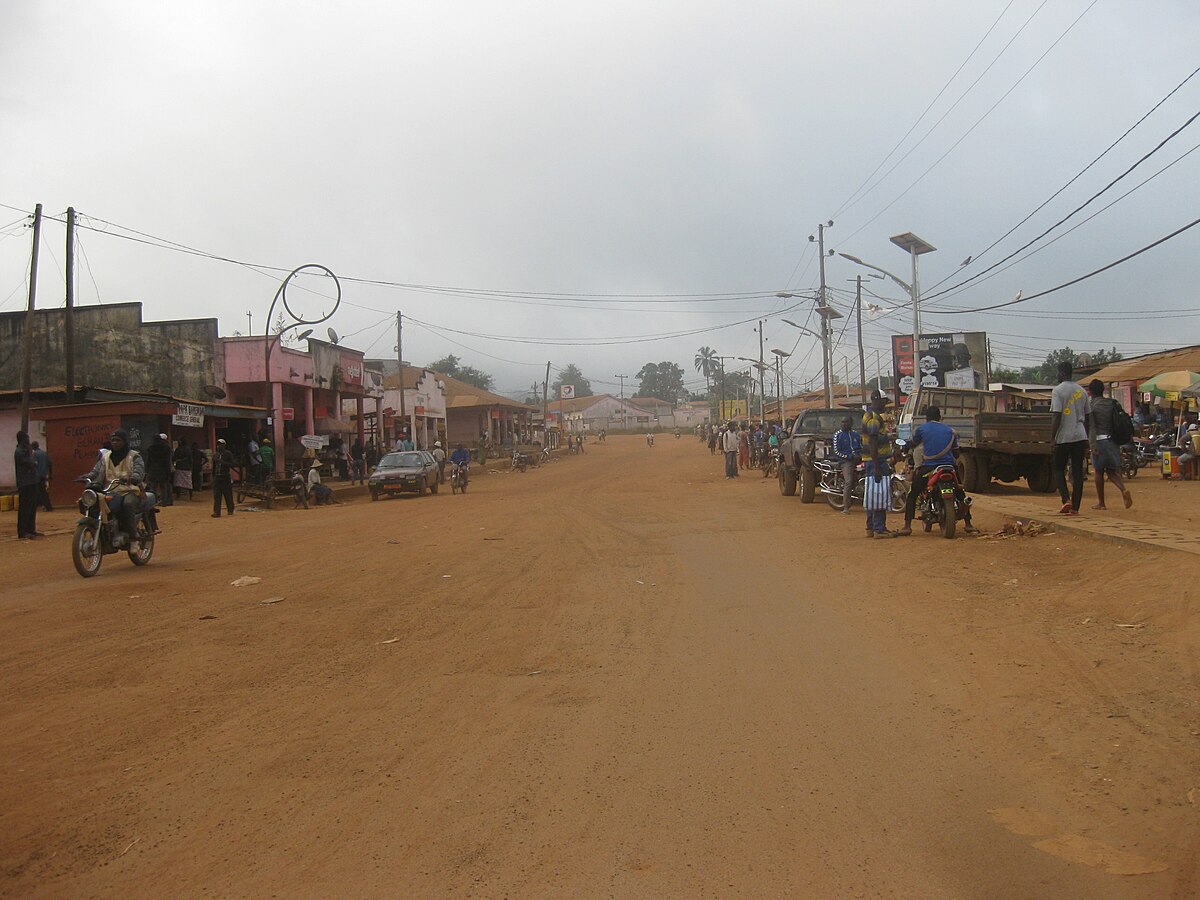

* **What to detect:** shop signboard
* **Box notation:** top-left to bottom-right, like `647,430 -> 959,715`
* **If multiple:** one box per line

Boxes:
720,400 -> 747,419
172,403 -> 205,428
891,332 -> 988,405
281,407 -> 295,421
300,434 -> 328,450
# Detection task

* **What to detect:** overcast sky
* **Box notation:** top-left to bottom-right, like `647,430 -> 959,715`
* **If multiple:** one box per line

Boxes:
3,0 -> 1198,398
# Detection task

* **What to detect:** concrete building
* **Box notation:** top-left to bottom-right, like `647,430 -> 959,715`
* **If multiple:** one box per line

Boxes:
373,368 -> 447,449
0,302 -> 223,400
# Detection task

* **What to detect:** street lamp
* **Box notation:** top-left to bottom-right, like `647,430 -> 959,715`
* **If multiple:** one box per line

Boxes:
776,292 -> 842,407
771,349 -> 791,422
839,231 -> 936,407
263,265 -> 342,476
737,357 -> 769,423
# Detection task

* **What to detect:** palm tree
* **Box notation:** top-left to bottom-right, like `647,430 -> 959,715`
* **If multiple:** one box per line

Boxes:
694,346 -> 717,397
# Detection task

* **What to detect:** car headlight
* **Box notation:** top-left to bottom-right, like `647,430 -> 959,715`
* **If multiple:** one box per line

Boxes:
80,489 -> 99,509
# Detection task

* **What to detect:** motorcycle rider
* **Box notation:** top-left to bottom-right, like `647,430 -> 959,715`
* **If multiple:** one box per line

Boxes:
896,405 -> 979,536
82,429 -> 156,541
832,416 -> 863,515
450,442 -> 471,485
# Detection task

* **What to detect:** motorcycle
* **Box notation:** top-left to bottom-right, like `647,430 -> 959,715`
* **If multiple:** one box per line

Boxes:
71,478 -> 159,578
1134,433 -> 1170,468
904,455 -> 971,539
1120,443 -> 1139,479
816,457 -> 906,513
511,449 -> 529,472
762,446 -> 780,479
451,462 -> 470,494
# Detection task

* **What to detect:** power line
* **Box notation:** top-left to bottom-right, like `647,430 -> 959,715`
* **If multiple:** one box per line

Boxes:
937,214 -> 1200,315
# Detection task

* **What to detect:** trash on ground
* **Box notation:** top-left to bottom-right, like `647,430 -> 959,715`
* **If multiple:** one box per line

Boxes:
1114,623 -> 1145,629
199,614 -> 218,620
386,539 -> 400,544
1004,578 -> 1019,586
991,520 -> 1051,538
379,638 -> 400,644
260,596 -> 285,605
527,670 -> 542,676
231,576 -> 261,587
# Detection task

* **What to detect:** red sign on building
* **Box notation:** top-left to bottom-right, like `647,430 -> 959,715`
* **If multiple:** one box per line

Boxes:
281,407 -> 295,421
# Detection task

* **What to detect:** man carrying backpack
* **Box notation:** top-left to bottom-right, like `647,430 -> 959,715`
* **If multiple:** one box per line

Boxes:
1087,379 -> 1132,510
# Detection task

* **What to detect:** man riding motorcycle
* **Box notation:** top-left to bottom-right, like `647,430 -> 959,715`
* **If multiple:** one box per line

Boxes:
450,442 -> 472,477
82,429 -> 158,540
897,405 -> 979,536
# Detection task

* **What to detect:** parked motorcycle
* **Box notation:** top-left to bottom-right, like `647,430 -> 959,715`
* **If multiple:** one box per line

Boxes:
511,449 -> 528,473
1120,443 -> 1139,479
816,457 -> 906,513
762,447 -> 780,479
71,478 -> 159,578
451,462 -> 470,494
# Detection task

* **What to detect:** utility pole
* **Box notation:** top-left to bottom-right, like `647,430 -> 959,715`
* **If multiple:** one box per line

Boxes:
246,310 -> 253,335
543,361 -> 550,445
843,357 -> 851,399
65,207 -> 76,404
396,311 -> 405,444
19,203 -> 42,433
811,221 -> 834,408
854,275 -> 867,404
757,320 -> 765,424
614,374 -> 629,431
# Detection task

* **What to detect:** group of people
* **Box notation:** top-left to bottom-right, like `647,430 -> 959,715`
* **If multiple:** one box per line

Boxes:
704,421 -> 787,478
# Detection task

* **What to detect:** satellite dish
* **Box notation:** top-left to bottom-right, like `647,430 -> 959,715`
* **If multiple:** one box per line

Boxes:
297,329 -> 313,340
327,327 -> 340,345
203,384 -> 227,400
1078,353 -> 1092,367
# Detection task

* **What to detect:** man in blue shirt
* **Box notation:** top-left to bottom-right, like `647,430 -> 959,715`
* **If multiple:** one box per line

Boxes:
832,416 -> 863,514
897,405 -> 978,536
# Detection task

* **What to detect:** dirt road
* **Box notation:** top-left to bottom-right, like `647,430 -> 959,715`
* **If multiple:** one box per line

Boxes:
3,436 -> 1198,898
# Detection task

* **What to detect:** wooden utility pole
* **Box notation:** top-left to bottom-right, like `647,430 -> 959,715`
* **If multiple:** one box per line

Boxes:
65,207 -> 76,403
19,203 -> 43,433
396,311 -> 405,443
855,275 -> 867,404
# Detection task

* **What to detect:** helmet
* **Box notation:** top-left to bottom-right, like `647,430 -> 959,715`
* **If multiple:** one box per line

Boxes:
434,441 -> 442,446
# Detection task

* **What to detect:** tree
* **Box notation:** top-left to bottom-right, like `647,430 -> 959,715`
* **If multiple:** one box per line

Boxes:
694,346 -> 718,397
993,347 -> 1124,385
551,363 -> 593,398
427,354 -> 494,390
636,361 -> 687,403
990,364 -> 1022,384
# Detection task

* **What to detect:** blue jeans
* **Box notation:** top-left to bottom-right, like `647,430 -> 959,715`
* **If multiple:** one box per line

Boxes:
864,459 -> 890,533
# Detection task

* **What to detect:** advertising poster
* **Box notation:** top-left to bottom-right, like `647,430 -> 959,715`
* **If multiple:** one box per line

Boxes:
892,332 -> 988,405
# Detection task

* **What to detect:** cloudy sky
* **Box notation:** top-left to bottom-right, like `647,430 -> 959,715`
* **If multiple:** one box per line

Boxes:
3,0 -> 1198,398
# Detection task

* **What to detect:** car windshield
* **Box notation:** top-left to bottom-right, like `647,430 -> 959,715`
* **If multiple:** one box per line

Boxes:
795,410 -> 850,436
379,452 -> 425,468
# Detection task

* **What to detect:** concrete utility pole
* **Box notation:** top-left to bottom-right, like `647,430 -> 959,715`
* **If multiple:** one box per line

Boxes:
757,321 -> 766,423
543,361 -> 550,444
19,203 -> 42,433
854,275 -> 867,404
396,311 -> 405,442
813,221 -> 834,408
65,207 -> 76,404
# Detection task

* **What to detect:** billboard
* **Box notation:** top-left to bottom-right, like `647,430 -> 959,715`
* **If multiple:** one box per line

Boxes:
892,332 -> 988,405
719,400 -> 748,420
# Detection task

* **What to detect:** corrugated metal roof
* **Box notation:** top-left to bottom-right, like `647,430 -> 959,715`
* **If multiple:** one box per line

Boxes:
1090,345 -> 1200,383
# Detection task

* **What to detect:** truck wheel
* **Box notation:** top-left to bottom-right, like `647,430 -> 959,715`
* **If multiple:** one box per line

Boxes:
799,465 -> 816,503
778,464 -> 797,496
1027,460 -> 1054,493
960,452 -> 989,492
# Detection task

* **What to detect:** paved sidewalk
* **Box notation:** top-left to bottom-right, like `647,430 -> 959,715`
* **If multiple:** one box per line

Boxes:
974,494 -> 1200,556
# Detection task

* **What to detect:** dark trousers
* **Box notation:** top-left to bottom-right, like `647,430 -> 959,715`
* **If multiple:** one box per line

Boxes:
17,484 -> 38,537
38,478 -> 53,511
213,475 -> 234,516
1053,440 -> 1088,511
724,450 -> 738,477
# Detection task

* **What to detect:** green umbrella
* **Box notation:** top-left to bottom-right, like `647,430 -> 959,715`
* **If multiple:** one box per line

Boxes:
1138,370 -> 1200,397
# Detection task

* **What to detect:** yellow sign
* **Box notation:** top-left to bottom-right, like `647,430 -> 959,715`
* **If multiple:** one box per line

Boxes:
720,400 -> 747,419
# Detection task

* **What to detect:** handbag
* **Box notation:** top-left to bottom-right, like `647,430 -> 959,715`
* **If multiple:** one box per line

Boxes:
863,473 -> 892,511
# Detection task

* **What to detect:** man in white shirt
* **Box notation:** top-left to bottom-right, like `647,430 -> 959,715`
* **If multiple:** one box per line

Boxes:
1049,361 -> 1091,516
720,423 -> 740,479
431,441 -> 447,483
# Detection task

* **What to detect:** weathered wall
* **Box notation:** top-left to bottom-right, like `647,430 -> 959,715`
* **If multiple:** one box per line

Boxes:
0,303 -> 221,400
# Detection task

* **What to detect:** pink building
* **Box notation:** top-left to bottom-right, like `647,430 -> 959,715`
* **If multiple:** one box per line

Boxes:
221,336 -> 377,474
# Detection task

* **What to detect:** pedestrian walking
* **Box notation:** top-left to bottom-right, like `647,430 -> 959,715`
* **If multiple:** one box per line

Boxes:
721,422 -> 740,478
862,391 -> 895,538
14,431 -> 41,539
737,424 -> 750,470
1050,361 -> 1090,516
1086,379 -> 1132,510
350,438 -> 366,484
708,426 -> 717,455
32,440 -> 52,511
246,436 -> 262,486
211,438 -> 236,518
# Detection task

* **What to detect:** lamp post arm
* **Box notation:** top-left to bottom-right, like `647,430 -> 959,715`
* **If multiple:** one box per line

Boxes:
837,253 -> 912,296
